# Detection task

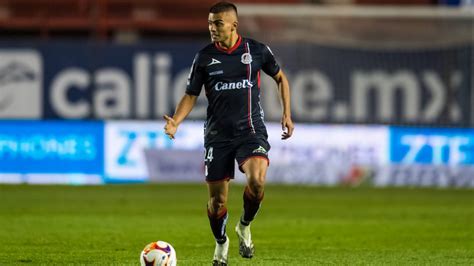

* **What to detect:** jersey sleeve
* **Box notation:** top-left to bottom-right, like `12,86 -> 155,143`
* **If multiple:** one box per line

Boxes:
261,44 -> 280,77
185,53 -> 205,96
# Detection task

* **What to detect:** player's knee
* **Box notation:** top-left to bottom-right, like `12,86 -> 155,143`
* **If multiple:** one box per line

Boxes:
246,167 -> 266,183
208,196 -> 226,215
248,178 -> 265,199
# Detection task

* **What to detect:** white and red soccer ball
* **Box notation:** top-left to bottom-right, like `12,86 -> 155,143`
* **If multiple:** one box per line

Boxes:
140,240 -> 177,266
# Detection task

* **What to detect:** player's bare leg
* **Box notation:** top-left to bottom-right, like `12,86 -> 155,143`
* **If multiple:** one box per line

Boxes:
236,157 -> 268,258
208,180 -> 230,266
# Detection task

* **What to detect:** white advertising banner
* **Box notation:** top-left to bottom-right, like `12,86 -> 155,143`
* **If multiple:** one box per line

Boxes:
105,121 -> 389,184
260,124 -> 389,185
104,121 -> 204,182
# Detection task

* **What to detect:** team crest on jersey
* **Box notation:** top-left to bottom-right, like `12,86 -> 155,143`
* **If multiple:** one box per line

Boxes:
241,53 -> 252,65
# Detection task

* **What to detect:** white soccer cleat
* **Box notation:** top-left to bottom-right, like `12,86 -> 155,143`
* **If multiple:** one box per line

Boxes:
235,223 -> 254,258
212,236 -> 229,266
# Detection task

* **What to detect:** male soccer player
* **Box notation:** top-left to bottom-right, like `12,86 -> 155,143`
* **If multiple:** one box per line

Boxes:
163,1 -> 293,265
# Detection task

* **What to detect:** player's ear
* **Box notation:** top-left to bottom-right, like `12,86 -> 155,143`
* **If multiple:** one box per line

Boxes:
232,21 -> 238,31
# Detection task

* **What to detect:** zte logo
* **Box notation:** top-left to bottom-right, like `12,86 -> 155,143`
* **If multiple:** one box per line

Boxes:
0,50 -> 42,118
394,133 -> 474,165
401,135 -> 472,165
214,79 -> 252,91
105,124 -> 175,179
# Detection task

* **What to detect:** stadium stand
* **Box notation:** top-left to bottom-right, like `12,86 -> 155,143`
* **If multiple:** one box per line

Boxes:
0,0 -> 305,38
354,0 -> 437,4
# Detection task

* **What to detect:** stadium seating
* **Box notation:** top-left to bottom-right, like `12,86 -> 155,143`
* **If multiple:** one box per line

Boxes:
0,0 -> 305,38
354,0 -> 436,4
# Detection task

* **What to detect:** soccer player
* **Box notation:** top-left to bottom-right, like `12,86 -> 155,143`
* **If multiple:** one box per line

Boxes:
163,1 -> 293,265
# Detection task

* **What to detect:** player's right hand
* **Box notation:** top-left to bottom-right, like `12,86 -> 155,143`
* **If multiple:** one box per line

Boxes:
281,115 -> 294,140
163,115 -> 178,140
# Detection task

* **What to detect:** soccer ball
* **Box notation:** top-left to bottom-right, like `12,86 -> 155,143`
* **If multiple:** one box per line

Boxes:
140,240 -> 177,266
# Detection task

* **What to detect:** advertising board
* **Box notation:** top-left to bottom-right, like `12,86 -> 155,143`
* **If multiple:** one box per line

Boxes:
0,42 -> 470,126
104,121 -> 204,182
0,120 -> 104,184
375,127 -> 474,187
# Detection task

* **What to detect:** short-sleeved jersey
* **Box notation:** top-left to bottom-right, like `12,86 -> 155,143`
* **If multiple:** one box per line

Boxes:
186,36 -> 280,144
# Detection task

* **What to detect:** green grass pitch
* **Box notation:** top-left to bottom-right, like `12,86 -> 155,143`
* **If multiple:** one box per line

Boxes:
0,184 -> 473,265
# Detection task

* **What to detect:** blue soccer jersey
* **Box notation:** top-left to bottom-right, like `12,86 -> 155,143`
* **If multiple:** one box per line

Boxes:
186,36 -> 280,144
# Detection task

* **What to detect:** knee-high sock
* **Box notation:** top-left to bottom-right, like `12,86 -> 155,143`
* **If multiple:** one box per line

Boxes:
207,206 -> 228,244
241,186 -> 264,226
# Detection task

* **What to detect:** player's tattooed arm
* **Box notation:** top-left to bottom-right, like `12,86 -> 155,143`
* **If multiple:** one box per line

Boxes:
272,70 -> 294,140
164,93 -> 198,139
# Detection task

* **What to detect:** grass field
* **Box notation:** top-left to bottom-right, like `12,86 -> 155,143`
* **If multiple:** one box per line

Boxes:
0,184 -> 473,265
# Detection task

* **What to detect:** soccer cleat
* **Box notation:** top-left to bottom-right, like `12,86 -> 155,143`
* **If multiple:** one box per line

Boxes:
235,222 -> 254,258
212,261 -> 227,266
212,236 -> 229,266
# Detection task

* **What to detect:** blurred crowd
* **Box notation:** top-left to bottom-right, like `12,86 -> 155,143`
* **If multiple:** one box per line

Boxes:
0,0 -> 472,40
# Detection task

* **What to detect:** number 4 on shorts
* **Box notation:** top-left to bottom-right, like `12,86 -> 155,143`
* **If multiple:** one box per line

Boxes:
206,147 -> 214,163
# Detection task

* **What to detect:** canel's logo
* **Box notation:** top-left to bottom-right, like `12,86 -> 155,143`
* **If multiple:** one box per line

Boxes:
214,79 -> 252,91
0,50 -> 42,118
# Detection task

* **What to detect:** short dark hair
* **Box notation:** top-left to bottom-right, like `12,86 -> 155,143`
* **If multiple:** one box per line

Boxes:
209,1 -> 238,16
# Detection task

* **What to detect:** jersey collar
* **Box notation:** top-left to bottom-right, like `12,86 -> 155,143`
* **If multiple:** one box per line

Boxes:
214,35 -> 242,54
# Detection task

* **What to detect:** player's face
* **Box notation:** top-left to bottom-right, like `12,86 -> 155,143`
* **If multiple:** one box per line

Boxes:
208,11 -> 237,43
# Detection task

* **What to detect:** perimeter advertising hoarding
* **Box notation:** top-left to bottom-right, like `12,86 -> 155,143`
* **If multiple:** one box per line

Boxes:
105,121 -> 389,184
0,42 -> 470,127
104,121 -> 204,182
0,50 -> 43,118
261,124 -> 389,185
376,127 -> 474,187
0,120 -> 472,187
0,120 -> 104,184
274,45 -> 472,127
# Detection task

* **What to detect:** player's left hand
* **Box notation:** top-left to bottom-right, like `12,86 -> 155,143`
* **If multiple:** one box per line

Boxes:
281,115 -> 294,140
